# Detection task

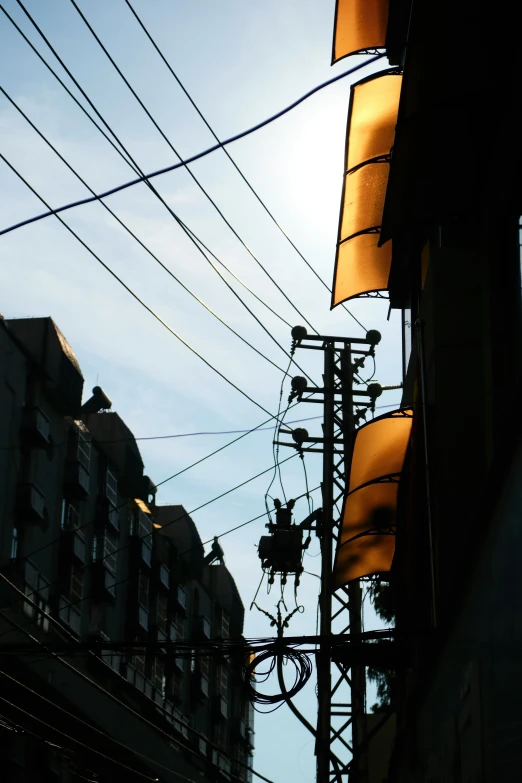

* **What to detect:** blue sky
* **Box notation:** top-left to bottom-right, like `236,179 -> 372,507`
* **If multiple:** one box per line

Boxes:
0,1 -> 401,780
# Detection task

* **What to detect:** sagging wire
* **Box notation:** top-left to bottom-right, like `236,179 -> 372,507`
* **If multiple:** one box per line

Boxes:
247,601 -> 310,714
265,356 -> 293,522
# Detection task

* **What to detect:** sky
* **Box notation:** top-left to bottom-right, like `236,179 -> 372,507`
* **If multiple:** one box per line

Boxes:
0,2 -> 402,781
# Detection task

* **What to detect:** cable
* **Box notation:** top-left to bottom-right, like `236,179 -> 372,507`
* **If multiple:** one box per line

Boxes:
8,483 -> 321,644
12,0 -> 306,374
0,6 -> 291,334
0,586 -> 276,783
0,87 -> 288,377
265,359 -> 293,520
10,452 -> 301,610
57,0 -> 324,378
0,13 -> 384,238
0,153 -> 280,422
0,403 -> 401,452
123,0 -> 368,333
0,709 -> 135,783
69,0 -> 318,332
0,693 -> 158,781
0,670 -> 194,782
8,4 -> 377,389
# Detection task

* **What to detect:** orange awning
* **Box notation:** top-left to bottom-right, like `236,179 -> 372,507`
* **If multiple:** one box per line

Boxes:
332,71 -> 402,307
332,0 -> 389,63
333,408 -> 412,586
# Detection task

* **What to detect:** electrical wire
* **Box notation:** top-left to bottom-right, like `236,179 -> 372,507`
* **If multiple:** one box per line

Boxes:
36,0 -> 325,384
0,403 -> 400,451
0,585 -> 277,783
0,86 -> 287,377
68,0 -> 319,336
11,1 -> 310,383
0,670 -> 195,782
0,153 -> 280,422
9,453 -> 302,614
0,10 -> 383,239
0,693 -> 158,781
0,6 -> 292,334
122,0 -> 368,333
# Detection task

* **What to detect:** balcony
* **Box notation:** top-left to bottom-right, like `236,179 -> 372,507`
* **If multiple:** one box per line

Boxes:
141,542 -> 152,567
59,596 -> 82,636
138,605 -> 149,630
193,615 -> 211,639
159,564 -> 170,589
64,461 -> 90,499
96,496 -> 119,531
72,531 -> 87,562
21,407 -> 51,447
15,483 -> 45,524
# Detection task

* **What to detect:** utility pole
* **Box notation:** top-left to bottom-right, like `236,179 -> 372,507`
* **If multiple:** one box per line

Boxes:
275,327 -> 381,783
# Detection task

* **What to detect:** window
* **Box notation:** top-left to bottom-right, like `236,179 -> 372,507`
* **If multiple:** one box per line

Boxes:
156,594 -> 167,631
77,429 -> 91,470
200,658 -> 210,678
160,564 -> 170,589
214,721 -> 227,750
104,568 -> 116,596
70,566 -> 83,604
103,529 -> 118,574
219,665 -> 229,699
10,527 -> 18,559
67,503 -> 80,530
106,468 -> 117,506
152,657 -> 164,692
177,584 -> 187,609
138,572 -> 149,627
171,610 -> 184,640
138,572 -> 149,608
172,671 -> 183,703
139,510 -> 152,541
221,609 -> 230,639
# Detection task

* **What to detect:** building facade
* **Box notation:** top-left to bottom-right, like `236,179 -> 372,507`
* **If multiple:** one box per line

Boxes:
330,2 -> 522,782
0,315 -> 254,783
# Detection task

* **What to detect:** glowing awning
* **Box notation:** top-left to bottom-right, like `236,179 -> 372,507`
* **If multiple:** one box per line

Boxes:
334,408 -> 413,586
332,71 -> 402,307
332,0 -> 389,63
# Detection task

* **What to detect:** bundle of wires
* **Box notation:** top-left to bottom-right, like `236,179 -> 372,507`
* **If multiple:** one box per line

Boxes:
243,643 -> 312,708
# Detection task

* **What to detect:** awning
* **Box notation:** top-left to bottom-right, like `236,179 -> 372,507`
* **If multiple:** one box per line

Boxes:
332,0 -> 389,63
332,71 -> 402,307
333,407 -> 413,586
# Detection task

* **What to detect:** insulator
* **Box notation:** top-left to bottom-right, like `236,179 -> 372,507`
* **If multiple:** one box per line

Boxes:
367,382 -> 383,399
291,428 -> 309,448
365,329 -> 382,345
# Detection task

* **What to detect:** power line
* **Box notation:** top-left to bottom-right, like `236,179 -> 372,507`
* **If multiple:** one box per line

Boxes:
0,404 -> 399,452
8,482 -> 321,645
63,0 -> 325,375
68,0 -> 317,335
0,153 -> 280,422
0,1 -> 291,332
0,693 -> 158,781
0,11 -> 383,239
0,670 -> 205,783
11,0 -> 319,382
19,451 -> 300,575
0,584 -> 276,783
123,0 -> 368,332
0,85 -> 287,377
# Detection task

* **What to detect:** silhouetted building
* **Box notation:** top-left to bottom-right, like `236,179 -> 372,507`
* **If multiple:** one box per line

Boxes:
330,1 -> 522,781
0,316 -> 254,783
